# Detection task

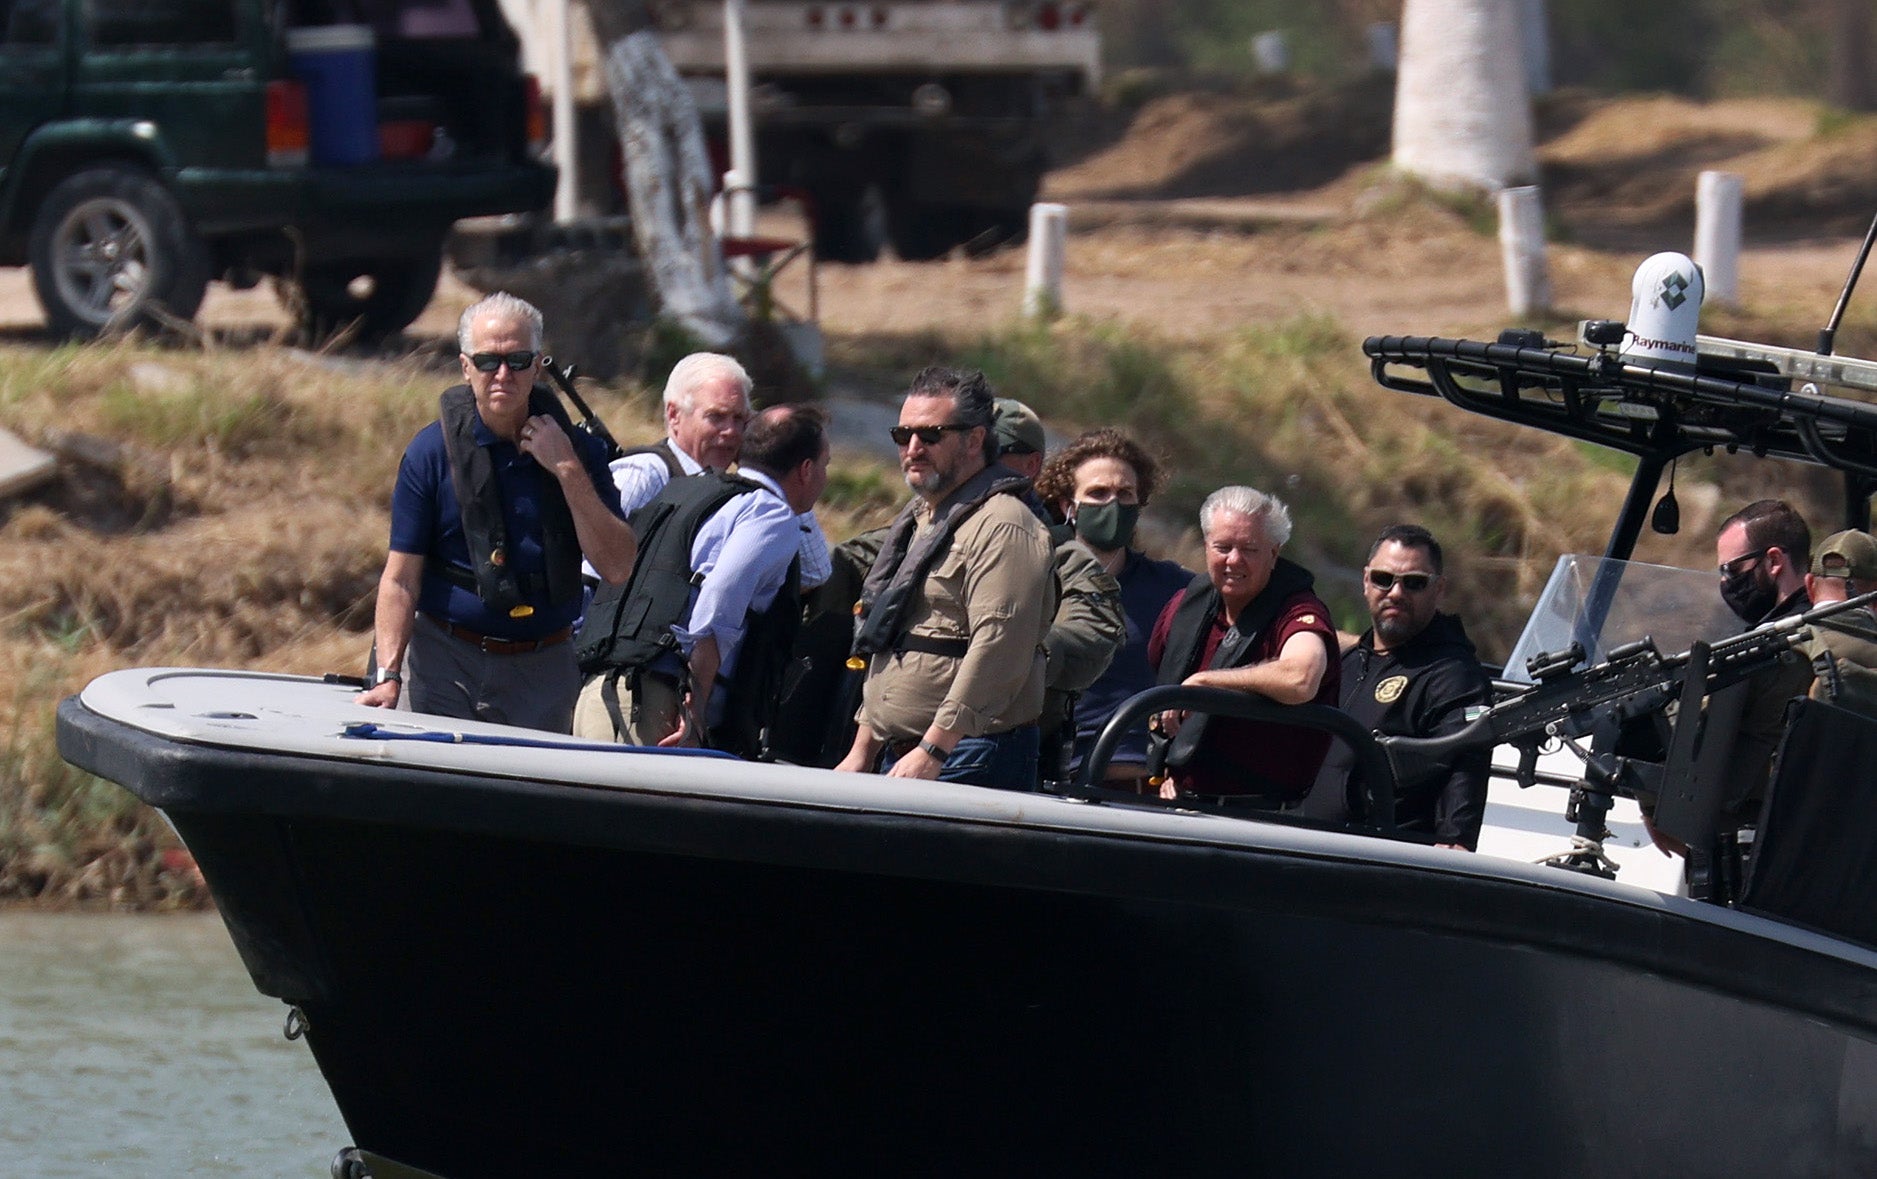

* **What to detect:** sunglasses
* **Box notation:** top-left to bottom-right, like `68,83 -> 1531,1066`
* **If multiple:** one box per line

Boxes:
466,350 -> 540,373
890,423 -> 973,447
1717,548 -> 1767,579
1366,569 -> 1435,593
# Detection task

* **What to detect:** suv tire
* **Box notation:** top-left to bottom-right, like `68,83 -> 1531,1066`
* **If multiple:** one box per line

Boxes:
886,196 -> 967,262
808,183 -> 886,265
28,167 -> 211,339
292,249 -> 444,343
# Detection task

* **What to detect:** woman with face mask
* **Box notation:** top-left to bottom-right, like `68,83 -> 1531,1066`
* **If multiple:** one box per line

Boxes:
1035,429 -> 1192,789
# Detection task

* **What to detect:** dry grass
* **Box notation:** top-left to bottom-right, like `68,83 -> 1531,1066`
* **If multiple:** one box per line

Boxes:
13,84 -> 1877,907
0,336 -> 936,907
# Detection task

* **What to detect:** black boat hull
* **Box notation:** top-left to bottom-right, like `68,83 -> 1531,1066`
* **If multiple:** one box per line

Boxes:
57,691 -> 1877,1178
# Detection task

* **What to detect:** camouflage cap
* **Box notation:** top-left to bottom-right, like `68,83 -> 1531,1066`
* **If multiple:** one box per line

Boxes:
992,398 -> 1046,456
1813,529 -> 1877,580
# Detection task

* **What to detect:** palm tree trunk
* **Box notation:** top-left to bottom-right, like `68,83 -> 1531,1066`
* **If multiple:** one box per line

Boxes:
1392,0 -> 1536,192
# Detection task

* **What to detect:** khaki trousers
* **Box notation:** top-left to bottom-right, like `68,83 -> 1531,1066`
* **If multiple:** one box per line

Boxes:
572,670 -> 684,745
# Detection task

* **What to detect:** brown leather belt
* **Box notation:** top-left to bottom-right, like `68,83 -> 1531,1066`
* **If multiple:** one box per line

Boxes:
436,618 -> 572,655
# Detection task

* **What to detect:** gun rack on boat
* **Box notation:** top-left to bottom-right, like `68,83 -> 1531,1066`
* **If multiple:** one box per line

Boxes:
1364,331 -> 1877,473
1364,330 -> 1877,556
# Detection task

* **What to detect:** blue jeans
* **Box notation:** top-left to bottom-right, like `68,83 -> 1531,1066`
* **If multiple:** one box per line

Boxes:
881,725 -> 1040,792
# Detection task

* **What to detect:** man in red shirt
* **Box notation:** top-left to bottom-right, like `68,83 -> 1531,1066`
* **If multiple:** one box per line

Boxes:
1148,486 -> 1340,804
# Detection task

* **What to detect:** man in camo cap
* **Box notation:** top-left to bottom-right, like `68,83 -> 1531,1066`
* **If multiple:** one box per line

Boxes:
1800,529 -> 1877,713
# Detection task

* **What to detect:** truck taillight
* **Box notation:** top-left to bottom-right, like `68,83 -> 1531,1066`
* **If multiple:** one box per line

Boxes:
524,75 -> 548,154
266,79 -> 309,168
1008,2 -> 1088,31
804,5 -> 887,30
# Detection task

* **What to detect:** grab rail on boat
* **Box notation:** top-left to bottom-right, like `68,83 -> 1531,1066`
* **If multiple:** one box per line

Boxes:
1074,685 -> 1397,836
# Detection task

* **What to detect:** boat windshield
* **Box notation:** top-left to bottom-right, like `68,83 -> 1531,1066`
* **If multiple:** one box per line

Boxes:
1501,554 -> 1743,683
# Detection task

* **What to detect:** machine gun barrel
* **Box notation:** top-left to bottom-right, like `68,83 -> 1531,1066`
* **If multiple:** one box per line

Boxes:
1382,588 -> 1877,781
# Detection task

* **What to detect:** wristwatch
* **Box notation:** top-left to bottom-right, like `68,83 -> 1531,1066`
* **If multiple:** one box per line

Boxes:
372,667 -> 403,687
917,738 -> 950,762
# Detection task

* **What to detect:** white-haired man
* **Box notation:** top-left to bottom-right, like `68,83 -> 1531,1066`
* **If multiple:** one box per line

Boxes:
357,292 -> 637,731
606,351 -> 829,587
611,352 -> 754,510
1147,486 -> 1339,805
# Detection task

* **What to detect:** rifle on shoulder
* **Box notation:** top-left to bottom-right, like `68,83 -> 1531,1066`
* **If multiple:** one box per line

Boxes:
542,356 -> 624,461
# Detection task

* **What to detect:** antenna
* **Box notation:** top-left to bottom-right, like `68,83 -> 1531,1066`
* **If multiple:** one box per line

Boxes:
1817,210 -> 1877,357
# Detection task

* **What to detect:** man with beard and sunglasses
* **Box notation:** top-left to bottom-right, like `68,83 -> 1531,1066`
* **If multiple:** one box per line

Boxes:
356,292 -> 637,731
1304,525 -> 1492,849
834,367 -> 1055,790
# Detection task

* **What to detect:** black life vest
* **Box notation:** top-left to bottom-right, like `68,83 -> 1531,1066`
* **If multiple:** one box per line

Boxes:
850,465 -> 1034,660
618,438 -> 686,483
436,384 -> 584,615
575,470 -> 802,759
577,471 -> 762,672
1154,558 -> 1317,767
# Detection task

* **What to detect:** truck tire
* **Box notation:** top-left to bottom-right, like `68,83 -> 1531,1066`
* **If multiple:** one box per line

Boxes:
960,206 -> 1031,258
809,184 -> 886,264
27,166 -> 211,339
292,249 -> 444,343
886,199 -> 967,262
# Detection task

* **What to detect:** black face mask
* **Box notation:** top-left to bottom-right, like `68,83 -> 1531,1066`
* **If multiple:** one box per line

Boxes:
1073,501 -> 1140,552
1720,566 -> 1778,624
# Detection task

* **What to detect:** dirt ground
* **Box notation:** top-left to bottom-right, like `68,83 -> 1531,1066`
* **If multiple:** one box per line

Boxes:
3,89 -> 1874,356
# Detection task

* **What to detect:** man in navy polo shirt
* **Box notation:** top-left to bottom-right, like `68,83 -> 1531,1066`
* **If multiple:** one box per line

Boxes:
355,292 -> 637,731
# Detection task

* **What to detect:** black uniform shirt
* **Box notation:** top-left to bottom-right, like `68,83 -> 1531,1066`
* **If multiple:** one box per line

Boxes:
1310,612 -> 1493,848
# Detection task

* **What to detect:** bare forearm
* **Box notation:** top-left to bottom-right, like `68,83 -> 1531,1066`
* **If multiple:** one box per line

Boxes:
357,555 -> 421,708
1186,656 -> 1323,704
373,577 -> 418,672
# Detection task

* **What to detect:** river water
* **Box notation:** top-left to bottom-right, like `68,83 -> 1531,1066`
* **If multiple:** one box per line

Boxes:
0,911 -> 349,1177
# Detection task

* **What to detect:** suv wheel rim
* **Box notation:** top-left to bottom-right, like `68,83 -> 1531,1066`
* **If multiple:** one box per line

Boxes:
52,196 -> 157,326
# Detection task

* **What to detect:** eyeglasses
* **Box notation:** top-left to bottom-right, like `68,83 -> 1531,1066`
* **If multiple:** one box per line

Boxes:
890,423 -> 973,447
1366,569 -> 1435,594
466,350 -> 540,373
1718,548 -> 1767,579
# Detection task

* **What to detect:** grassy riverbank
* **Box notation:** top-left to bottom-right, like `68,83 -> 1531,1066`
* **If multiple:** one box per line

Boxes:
0,312 -> 1644,908
12,78 -> 1877,906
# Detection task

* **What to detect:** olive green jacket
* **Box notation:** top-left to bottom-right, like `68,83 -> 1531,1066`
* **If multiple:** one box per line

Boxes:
1040,538 -> 1126,737
1799,607 -> 1877,718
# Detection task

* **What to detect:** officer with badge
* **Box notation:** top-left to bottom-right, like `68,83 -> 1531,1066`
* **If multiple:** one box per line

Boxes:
1306,525 -> 1492,849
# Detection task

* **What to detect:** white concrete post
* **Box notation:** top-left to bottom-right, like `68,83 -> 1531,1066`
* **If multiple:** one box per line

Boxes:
1250,31 -> 1290,75
1694,170 -> 1744,307
722,0 -> 757,240
549,0 -> 579,222
1023,203 -> 1068,320
1498,185 -> 1551,317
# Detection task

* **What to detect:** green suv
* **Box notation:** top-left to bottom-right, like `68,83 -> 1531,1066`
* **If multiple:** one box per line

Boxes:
0,0 -> 555,339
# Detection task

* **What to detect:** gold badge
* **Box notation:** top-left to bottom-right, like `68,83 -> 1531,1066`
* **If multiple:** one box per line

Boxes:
509,604 -> 535,618
1374,675 -> 1408,704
